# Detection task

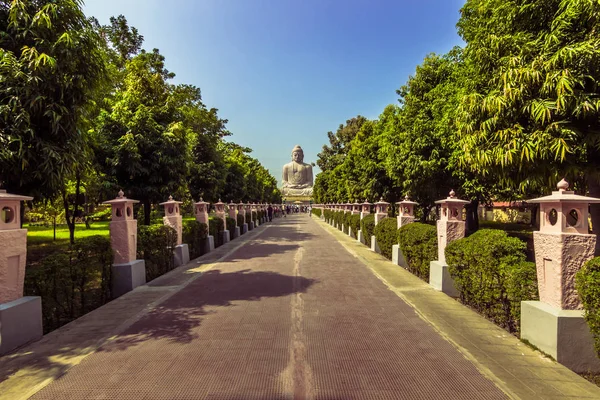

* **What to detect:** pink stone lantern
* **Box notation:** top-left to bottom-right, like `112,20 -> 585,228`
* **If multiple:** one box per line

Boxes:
103,190 -> 139,265
0,189 -> 42,355
352,202 -> 361,215
361,200 -> 372,220
396,195 -> 418,229
103,190 -> 147,298
434,190 -> 469,264
527,179 -> 600,310
215,198 -> 226,226
195,198 -> 209,226
374,198 -> 390,225
521,179 -> 600,373
160,195 -> 183,245
0,189 -> 33,304
228,201 -> 237,224
237,202 -> 246,222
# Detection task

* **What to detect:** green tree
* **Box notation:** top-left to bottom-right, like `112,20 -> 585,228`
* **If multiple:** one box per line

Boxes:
0,0 -> 107,199
317,116 -> 367,171
455,0 -> 600,235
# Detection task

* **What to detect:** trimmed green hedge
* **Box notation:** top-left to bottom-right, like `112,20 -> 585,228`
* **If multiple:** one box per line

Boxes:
576,257 -> 600,357
374,217 -> 398,260
226,217 -> 236,240
312,208 -> 322,218
237,213 -> 245,230
138,224 -> 178,282
25,236 -> 113,333
349,214 -> 361,237
446,229 -> 537,333
182,220 -> 208,259
360,214 -> 376,247
398,223 -> 437,280
209,217 -> 225,247
252,210 -> 258,223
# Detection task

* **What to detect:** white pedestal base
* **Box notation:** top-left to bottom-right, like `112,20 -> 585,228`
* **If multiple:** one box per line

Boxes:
371,235 -> 380,253
358,230 -> 366,245
0,296 -> 43,355
392,244 -> 408,268
173,244 -> 190,267
521,301 -> 600,373
429,260 -> 458,297
204,235 -> 215,253
112,259 -> 146,298
222,230 -> 230,244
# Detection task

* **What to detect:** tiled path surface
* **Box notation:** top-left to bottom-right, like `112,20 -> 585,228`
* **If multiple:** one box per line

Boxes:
19,216 -> 506,400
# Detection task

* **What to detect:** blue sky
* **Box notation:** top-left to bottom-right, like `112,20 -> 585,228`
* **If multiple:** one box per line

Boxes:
83,0 -> 465,185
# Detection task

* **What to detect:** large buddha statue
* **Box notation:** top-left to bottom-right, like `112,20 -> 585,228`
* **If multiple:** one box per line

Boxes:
282,145 -> 313,196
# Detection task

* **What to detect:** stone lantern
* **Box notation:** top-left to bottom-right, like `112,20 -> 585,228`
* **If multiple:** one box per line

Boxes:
352,202 -> 361,216
228,201 -> 240,239
195,198 -> 214,252
374,198 -> 390,226
360,200 -> 372,220
521,179 -> 600,372
237,203 -> 247,234
429,190 -> 469,297
103,190 -> 146,298
215,199 -> 230,243
392,195 -> 419,269
160,195 -> 189,267
0,189 -> 42,355
396,195 -> 418,229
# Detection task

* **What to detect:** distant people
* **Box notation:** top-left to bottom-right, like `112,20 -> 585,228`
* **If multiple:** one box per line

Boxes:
267,205 -> 273,222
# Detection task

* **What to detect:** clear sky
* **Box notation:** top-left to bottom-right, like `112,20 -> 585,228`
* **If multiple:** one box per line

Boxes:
82,0 -> 465,185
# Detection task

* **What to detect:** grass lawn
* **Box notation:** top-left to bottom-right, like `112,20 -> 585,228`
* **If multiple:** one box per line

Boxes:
26,222 -> 111,264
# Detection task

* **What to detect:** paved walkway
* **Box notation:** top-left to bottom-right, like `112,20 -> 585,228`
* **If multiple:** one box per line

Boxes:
1,215 -> 599,399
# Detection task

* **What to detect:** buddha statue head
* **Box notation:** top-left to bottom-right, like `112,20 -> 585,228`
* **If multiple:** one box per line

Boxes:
291,145 -> 304,163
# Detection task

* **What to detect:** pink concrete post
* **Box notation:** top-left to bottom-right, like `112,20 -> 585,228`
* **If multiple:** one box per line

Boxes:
435,190 -> 469,264
360,200 -> 372,220
237,203 -> 246,224
528,179 -> 600,310
0,190 -> 33,304
228,201 -> 237,225
352,202 -> 361,215
103,190 -> 139,265
521,179 -> 600,372
0,189 -> 43,355
215,199 -> 226,227
195,198 -> 209,227
160,195 -> 183,245
374,198 -> 390,225
396,195 -> 418,229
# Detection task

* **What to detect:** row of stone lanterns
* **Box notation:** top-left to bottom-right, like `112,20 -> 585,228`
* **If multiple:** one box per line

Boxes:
316,179 -> 600,373
0,189 -> 275,355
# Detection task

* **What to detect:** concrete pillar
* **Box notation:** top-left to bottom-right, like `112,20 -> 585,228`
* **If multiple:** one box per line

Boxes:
215,199 -> 229,244
371,198 -> 390,253
160,195 -> 189,267
521,179 -> 600,373
0,189 -> 42,355
195,198 -> 214,252
429,190 -> 469,297
103,191 -> 146,298
246,203 -> 254,230
393,195 -> 418,268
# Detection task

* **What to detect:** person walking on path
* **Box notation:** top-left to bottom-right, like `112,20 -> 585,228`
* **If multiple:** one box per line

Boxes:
267,205 -> 273,222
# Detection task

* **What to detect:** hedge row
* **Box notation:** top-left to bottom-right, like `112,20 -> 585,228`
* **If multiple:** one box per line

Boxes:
25,236 -> 113,333
576,257 -> 600,357
182,220 -> 208,259
360,214 -> 375,247
226,217 -> 236,240
373,218 -> 397,259
138,224 -> 177,282
398,223 -> 437,279
311,208 -> 322,218
209,217 -> 225,247
446,229 -> 537,334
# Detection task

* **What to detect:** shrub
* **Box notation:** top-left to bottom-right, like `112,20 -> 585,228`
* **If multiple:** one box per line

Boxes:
360,214 -> 376,247
312,208 -> 322,218
209,217 -> 225,246
252,211 -> 258,223
446,229 -> 537,333
374,218 -> 398,260
398,223 -> 437,280
226,217 -> 236,240
182,220 -> 208,259
24,236 -> 113,333
324,209 -> 333,223
138,224 -> 177,281
576,257 -> 600,357
349,214 -> 361,237
237,213 -> 245,230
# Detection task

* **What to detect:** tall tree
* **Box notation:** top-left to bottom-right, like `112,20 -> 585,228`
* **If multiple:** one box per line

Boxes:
317,116 -> 367,171
0,0 -> 107,199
